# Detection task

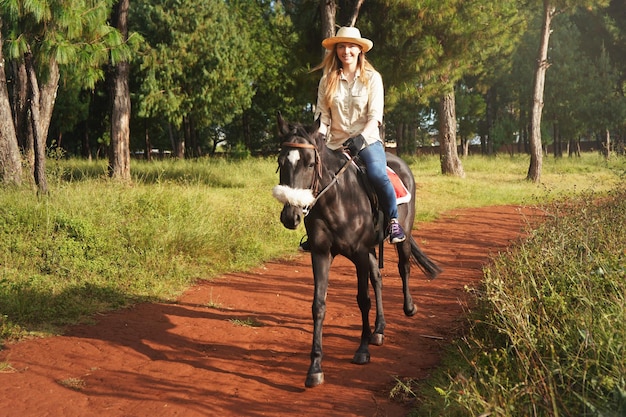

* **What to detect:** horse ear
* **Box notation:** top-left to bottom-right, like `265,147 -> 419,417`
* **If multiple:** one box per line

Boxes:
276,111 -> 290,136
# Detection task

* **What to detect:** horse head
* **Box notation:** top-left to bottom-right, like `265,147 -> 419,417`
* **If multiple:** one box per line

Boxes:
272,113 -> 323,230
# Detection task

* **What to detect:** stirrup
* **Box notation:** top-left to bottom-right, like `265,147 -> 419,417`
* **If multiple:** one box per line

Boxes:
298,236 -> 311,252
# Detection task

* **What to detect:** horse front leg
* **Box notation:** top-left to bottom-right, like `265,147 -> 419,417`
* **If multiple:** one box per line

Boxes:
368,251 -> 385,346
352,252 -> 373,365
305,252 -> 331,388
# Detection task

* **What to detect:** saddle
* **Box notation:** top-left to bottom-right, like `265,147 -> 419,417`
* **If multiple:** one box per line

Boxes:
347,153 -> 411,245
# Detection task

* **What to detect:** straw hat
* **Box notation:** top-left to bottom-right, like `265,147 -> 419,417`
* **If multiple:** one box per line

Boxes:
321,26 -> 373,52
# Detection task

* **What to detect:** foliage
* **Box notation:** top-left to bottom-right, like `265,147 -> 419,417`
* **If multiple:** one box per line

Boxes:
544,13 -> 626,142
364,0 -> 525,103
16,0 -> 622,163
414,185 -> 626,416
131,0 -> 253,129
456,84 -> 486,144
221,0 -> 303,153
1,0 -> 132,88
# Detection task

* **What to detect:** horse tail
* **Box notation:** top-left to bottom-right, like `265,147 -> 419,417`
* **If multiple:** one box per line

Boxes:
410,236 -> 442,280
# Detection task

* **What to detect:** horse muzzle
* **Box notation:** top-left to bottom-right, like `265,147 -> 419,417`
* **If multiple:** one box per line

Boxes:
272,185 -> 314,229
280,204 -> 304,229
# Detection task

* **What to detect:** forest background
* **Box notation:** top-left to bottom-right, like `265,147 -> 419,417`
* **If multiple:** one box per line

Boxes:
1,0 -> 625,192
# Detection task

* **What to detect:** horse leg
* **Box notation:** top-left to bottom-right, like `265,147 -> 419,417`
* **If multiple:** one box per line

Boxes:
305,252 -> 332,388
368,251 -> 385,346
352,252 -> 373,365
397,239 -> 418,316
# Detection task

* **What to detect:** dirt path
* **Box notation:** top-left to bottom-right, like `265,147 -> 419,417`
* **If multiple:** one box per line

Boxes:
0,206 -> 540,417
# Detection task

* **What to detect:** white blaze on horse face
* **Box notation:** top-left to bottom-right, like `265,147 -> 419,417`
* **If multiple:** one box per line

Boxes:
287,149 -> 300,167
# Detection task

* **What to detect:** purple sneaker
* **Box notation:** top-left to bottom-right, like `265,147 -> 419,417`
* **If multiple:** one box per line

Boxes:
388,219 -> 406,244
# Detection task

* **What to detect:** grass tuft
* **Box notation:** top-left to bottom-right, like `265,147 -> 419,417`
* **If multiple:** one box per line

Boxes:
57,377 -> 87,391
228,317 -> 263,327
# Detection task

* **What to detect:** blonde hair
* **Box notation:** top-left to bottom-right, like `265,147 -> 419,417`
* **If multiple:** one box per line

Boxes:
312,45 -> 375,109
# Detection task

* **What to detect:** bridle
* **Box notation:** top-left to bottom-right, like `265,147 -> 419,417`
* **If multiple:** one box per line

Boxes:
279,139 -> 354,216
280,141 -> 322,196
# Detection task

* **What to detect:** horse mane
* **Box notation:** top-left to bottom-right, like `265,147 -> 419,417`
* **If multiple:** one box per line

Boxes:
288,119 -> 328,167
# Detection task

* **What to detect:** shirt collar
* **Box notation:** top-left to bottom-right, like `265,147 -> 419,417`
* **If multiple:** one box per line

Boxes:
340,68 -> 361,80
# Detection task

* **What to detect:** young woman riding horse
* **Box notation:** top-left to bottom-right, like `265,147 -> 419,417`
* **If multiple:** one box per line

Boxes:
299,26 -> 405,251
273,27 -> 441,388
274,114 -> 440,388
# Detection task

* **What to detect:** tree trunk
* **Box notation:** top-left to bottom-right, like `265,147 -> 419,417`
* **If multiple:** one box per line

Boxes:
144,119 -> 152,162
24,52 -> 50,194
553,121 -> 562,158
108,0 -> 131,181
603,128 -> 610,160
0,26 -> 23,186
439,91 -> 465,177
408,122 -> 416,155
168,123 -> 184,159
485,87 -> 495,156
82,121 -> 92,160
347,0 -> 364,27
320,0 -> 336,55
11,60 -> 36,174
527,0 -> 555,183
242,111 -> 251,152
462,136 -> 469,156
395,122 -> 403,154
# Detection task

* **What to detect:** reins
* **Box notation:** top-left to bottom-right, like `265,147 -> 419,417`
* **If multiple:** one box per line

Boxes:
281,141 -> 355,216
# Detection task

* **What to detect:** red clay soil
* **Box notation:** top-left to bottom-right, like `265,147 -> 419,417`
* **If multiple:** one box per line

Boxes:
0,206 -> 541,417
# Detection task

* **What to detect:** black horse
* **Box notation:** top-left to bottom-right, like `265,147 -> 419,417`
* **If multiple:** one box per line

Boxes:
272,113 -> 441,388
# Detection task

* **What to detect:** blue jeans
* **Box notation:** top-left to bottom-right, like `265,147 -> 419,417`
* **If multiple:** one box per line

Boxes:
359,141 -> 398,220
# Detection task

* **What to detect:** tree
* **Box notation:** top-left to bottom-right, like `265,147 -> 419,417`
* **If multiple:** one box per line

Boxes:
527,1 -> 556,182
456,83 -> 486,156
108,0 -> 131,180
1,0 -> 129,191
221,0 -> 301,154
527,0 -> 610,182
572,1 -> 626,157
24,50 -> 55,193
439,89 -> 465,176
364,0 -> 523,175
131,0 -> 256,158
0,20 -> 22,185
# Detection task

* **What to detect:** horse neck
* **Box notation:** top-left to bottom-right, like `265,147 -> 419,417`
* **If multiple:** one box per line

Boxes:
319,146 -> 357,192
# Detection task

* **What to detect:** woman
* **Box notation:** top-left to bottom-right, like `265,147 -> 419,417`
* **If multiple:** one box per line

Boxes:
300,26 -> 405,251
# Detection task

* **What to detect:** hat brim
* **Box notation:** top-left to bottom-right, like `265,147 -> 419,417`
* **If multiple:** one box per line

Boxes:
322,37 -> 373,53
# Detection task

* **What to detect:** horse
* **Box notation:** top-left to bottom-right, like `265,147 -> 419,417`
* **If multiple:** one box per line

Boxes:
272,113 -> 441,388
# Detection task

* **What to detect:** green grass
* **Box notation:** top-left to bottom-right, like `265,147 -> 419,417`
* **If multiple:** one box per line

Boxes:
411,186 -> 626,416
0,152 -> 624,348
407,153 -> 625,221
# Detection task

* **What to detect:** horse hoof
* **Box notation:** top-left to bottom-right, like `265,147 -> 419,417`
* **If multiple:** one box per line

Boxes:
305,372 -> 324,388
352,352 -> 370,365
404,304 -> 418,317
370,333 -> 384,346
